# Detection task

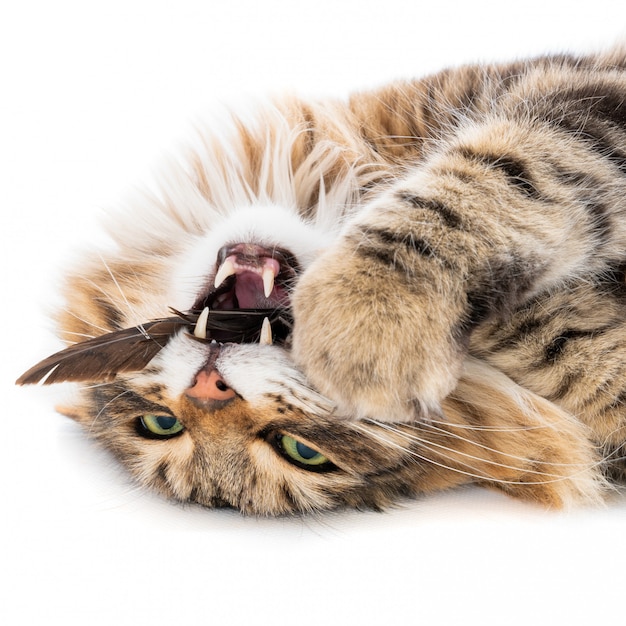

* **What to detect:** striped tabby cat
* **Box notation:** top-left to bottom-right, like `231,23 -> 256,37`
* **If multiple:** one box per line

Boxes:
19,48 -> 626,514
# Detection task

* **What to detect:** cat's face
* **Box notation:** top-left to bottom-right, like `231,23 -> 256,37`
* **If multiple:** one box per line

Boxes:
54,203 -> 439,514
72,339 -> 438,514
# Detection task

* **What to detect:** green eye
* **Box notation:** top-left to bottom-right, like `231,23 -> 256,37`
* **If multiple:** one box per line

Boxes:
138,414 -> 184,439
278,434 -> 330,467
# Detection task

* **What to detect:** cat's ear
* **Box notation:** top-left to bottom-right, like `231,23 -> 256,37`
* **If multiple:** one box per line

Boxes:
55,401 -> 90,424
15,317 -> 188,386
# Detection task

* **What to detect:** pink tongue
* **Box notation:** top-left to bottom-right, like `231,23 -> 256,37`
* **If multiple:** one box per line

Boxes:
234,272 -> 268,308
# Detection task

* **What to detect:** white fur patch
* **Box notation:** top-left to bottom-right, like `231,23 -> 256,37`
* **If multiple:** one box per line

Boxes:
135,330 -> 209,398
168,204 -> 332,310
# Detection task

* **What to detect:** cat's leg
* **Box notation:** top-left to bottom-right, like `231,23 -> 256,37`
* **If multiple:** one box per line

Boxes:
293,117 -> 626,422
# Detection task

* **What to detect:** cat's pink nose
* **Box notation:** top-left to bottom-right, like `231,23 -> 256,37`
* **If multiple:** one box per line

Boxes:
186,369 -> 235,402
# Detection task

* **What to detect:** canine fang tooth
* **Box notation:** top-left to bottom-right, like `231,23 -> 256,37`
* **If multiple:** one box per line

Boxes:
193,307 -> 210,339
259,317 -> 273,345
214,258 -> 236,289
262,266 -> 275,298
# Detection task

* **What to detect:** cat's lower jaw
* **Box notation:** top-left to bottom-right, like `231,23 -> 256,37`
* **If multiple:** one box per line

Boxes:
291,242 -> 464,423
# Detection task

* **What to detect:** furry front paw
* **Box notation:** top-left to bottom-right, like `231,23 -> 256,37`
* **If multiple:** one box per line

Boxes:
291,241 -> 466,422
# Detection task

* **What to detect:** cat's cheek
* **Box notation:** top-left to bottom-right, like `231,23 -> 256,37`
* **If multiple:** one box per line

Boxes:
159,436 -> 197,500
132,332 -> 209,398
247,440 -> 337,513
215,345 -> 299,401
130,435 -> 197,501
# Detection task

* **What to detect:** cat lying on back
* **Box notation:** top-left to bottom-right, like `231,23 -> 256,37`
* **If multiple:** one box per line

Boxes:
18,48 -> 626,514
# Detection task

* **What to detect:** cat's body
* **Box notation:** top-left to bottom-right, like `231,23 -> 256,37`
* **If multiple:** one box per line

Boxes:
25,49 -> 626,514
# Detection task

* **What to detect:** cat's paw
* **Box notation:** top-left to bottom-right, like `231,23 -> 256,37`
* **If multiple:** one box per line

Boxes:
291,239 -> 466,422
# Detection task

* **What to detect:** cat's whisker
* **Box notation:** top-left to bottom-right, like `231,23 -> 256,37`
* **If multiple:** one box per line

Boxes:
420,419 -> 624,478
429,420 -> 609,481
363,419 -> 584,477
71,271 -> 167,343
62,330 -> 97,340
61,307 -> 111,336
403,419 -> 591,469
98,255 -> 150,339
80,380 -> 124,391
424,415 -> 551,433
352,421 -> 521,485
87,386 -> 133,434
598,424 -> 626,465
353,421 -> 592,487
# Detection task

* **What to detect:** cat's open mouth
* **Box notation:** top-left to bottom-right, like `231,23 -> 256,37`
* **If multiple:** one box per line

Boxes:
193,243 -> 298,311
189,243 -> 299,344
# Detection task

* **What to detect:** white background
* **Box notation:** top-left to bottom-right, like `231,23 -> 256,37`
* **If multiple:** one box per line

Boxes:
2,1 -> 626,624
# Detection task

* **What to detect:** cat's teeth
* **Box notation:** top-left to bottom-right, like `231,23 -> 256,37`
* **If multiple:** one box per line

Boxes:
259,317 -> 273,346
214,258 -> 236,289
262,266 -> 275,298
193,306 -> 210,339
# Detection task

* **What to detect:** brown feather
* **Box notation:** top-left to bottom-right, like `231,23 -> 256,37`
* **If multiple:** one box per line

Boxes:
16,317 -> 187,385
16,308 -> 292,386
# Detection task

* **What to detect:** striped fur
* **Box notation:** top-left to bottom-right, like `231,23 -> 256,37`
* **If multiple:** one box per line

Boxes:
52,49 -> 626,514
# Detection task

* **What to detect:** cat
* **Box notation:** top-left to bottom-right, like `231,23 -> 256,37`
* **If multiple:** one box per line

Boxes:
18,48 -> 626,515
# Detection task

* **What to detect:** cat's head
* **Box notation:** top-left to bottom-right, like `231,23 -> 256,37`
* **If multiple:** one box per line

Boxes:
17,112 -> 436,515
26,201 -> 453,515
